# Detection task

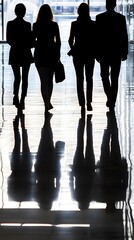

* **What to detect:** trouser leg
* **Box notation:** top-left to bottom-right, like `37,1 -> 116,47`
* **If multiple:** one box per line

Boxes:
100,59 -> 111,103
85,58 -> 95,107
110,59 -> 121,106
36,66 -> 54,110
21,64 -> 30,99
11,65 -> 21,97
73,58 -> 85,106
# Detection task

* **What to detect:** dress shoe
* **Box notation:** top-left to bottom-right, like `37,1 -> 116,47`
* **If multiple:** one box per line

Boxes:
106,100 -> 115,111
109,106 -> 115,111
106,100 -> 109,107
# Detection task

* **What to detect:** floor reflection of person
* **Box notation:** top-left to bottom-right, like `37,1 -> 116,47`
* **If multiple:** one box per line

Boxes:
95,111 -> 128,213
8,113 -> 34,202
35,113 -> 65,210
70,115 -> 95,210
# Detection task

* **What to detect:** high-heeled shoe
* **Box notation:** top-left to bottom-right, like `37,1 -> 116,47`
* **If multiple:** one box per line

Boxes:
49,103 -> 53,110
19,100 -> 25,110
13,96 -> 19,108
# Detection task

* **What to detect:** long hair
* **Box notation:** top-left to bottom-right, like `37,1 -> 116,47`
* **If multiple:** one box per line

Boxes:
36,4 -> 53,22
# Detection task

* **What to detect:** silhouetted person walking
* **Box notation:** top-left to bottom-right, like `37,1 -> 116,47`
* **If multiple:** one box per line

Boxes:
68,3 -> 96,115
96,0 -> 128,111
6,3 -> 33,111
33,4 -> 61,114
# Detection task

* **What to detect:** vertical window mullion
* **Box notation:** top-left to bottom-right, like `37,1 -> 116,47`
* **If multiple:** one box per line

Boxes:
1,0 -> 4,40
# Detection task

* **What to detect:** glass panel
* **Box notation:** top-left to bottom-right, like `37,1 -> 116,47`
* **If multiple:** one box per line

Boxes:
90,0 -> 106,19
0,0 -> 2,39
1,0 -> 133,41
0,0 -> 107,41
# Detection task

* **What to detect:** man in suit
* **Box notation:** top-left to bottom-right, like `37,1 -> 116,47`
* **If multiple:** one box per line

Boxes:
96,0 -> 128,110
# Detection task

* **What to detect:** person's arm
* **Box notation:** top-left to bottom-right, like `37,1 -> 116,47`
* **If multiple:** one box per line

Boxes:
27,22 -> 34,48
55,22 -> 61,59
68,22 -> 75,48
121,16 -> 128,61
32,23 -> 37,47
6,21 -> 13,46
95,15 -> 101,62
68,22 -> 75,56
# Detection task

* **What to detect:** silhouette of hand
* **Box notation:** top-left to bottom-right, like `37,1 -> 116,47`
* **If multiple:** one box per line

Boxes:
67,49 -> 73,56
96,57 -> 100,63
121,56 -> 127,61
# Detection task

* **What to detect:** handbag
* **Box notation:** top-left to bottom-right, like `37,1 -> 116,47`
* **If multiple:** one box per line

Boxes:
54,61 -> 65,83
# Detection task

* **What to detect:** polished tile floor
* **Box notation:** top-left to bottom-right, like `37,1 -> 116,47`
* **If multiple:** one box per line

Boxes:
0,15 -> 134,239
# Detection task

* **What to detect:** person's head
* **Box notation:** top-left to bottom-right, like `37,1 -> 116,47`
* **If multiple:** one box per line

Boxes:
37,4 -> 53,22
77,3 -> 90,18
15,3 -> 26,18
106,0 -> 116,10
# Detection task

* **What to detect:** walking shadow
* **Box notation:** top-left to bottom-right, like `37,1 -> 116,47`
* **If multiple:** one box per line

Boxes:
95,111 -> 128,213
8,113 -> 34,202
35,113 -> 65,210
69,115 -> 95,210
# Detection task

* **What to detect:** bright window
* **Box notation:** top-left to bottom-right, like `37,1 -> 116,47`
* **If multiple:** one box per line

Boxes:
0,0 -> 107,41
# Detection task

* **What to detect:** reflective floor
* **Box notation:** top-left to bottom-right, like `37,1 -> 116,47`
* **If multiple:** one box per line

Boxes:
0,17 -> 134,239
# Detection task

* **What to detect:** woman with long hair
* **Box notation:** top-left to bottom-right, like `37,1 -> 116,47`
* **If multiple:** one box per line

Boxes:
33,4 -> 61,113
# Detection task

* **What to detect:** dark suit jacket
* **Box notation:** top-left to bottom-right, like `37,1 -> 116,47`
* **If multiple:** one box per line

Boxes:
96,10 -> 128,60
68,17 -> 96,59
33,21 -> 61,67
6,18 -> 33,65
